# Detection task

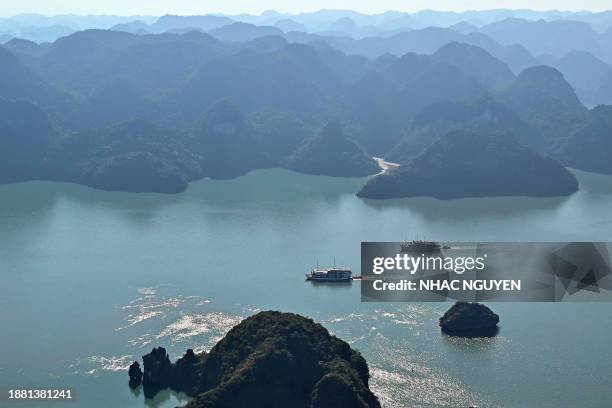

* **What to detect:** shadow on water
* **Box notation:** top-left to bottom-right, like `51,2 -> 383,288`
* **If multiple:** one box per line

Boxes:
0,169 -> 366,224
185,168 -> 365,206
2,168 -> 610,223
139,387 -> 189,408
441,328 -> 501,352
358,169 -> 612,222
130,385 -> 142,398
441,326 -> 500,339
0,180 -> 182,220
307,281 -> 354,290
359,194 -> 569,222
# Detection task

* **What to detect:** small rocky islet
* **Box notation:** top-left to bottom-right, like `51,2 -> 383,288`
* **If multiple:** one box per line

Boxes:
439,301 -> 500,337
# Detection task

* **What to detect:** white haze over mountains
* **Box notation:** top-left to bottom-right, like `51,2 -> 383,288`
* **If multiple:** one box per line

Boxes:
1,8 -> 612,43
1,0 -> 611,15
3,8 -> 612,106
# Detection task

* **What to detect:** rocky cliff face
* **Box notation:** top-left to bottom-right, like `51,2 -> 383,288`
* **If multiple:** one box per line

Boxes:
139,347 -> 204,398
128,362 -> 142,389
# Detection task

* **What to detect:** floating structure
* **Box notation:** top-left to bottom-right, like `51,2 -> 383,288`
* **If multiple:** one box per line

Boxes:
306,267 -> 352,282
400,240 -> 442,253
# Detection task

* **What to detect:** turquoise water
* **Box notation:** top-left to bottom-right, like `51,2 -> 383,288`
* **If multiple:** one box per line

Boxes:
1,168 -> 612,407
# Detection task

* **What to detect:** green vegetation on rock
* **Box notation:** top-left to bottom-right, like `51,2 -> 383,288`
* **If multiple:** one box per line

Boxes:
358,130 -> 578,199
135,311 -> 380,408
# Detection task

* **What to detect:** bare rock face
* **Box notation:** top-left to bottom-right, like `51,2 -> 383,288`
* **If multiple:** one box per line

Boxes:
439,302 -> 499,337
138,346 -> 202,398
142,347 -> 172,388
128,361 -> 143,388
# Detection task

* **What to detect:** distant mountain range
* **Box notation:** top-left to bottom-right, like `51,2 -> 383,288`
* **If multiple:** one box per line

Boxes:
5,10 -> 612,106
1,10 -> 611,197
3,9 -> 612,40
2,10 -> 612,100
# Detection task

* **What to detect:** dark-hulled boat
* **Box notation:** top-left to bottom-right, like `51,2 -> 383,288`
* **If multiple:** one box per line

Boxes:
400,240 -> 441,253
306,268 -> 352,282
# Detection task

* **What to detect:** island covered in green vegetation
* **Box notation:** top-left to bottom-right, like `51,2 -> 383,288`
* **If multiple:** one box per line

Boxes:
128,311 -> 380,408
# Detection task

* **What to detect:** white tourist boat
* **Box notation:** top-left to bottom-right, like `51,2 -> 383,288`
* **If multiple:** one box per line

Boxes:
305,267 -> 352,282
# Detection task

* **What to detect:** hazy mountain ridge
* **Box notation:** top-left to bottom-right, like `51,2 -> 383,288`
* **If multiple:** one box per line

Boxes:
495,65 -> 588,152
285,121 -> 379,177
386,96 -> 529,163
554,105 -> 612,174
538,51 -> 612,105
1,10 -> 611,197
3,9 -> 612,42
6,12 -> 612,105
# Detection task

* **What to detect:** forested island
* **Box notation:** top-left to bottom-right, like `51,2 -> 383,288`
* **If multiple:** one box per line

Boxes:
128,311 -> 380,408
357,130 -> 579,199
2,13 -> 612,197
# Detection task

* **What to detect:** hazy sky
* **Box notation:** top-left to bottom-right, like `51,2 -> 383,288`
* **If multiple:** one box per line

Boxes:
1,0 -> 611,17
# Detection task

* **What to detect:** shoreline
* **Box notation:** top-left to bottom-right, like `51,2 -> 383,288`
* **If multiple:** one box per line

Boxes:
373,157 -> 400,175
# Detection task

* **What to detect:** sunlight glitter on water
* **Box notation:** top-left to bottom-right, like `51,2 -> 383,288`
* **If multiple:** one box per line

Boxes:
79,355 -> 134,376
368,334 -> 493,408
117,287 -> 246,352
156,312 -> 243,344
370,365 -> 491,408
319,305 -> 495,408
117,290 -> 184,330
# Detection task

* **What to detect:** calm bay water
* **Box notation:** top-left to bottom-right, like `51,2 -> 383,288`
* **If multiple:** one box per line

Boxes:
1,168 -> 612,408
